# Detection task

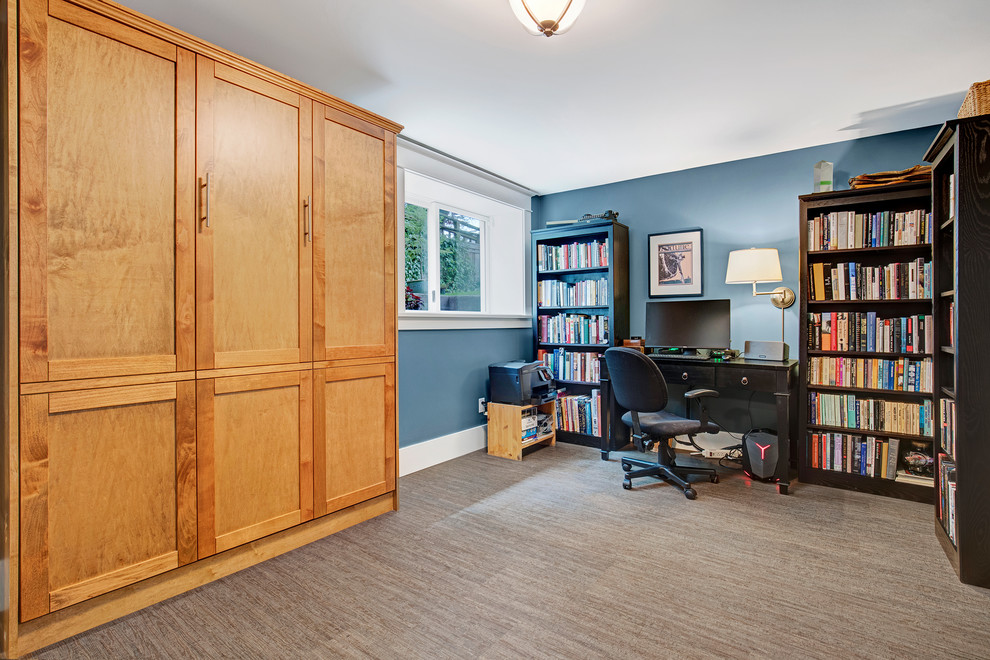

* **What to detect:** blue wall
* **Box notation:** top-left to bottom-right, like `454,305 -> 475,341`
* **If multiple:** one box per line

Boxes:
531,126 -> 940,433
397,126 -> 942,446
534,126 -> 940,350
397,328 -> 531,447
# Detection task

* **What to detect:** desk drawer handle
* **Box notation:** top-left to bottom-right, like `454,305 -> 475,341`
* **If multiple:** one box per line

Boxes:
681,372 -> 689,381
740,376 -> 749,386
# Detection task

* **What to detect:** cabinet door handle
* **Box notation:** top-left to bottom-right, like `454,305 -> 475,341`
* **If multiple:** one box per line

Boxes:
304,195 -> 312,243
201,173 -> 211,228
740,376 -> 749,386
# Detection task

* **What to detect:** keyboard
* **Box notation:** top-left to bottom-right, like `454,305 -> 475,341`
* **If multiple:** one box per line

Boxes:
649,353 -> 710,361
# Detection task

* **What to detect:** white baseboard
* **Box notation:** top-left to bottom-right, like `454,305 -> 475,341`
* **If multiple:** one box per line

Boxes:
399,424 -> 488,476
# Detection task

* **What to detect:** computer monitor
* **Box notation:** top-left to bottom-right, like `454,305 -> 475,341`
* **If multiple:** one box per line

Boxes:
644,299 -> 731,351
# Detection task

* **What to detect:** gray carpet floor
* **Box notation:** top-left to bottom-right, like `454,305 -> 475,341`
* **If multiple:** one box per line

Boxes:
30,443 -> 990,659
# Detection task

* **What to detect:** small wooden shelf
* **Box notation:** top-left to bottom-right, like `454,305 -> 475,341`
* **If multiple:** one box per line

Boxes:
487,401 -> 556,461
941,386 -> 956,399
806,424 -> 933,443
554,378 -> 600,386
941,346 -> 955,355
537,342 -> 609,349
940,217 -> 955,230
941,289 -> 955,298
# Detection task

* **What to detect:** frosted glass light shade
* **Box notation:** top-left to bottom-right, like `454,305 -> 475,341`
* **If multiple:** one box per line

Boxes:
509,0 -> 586,37
725,248 -> 783,284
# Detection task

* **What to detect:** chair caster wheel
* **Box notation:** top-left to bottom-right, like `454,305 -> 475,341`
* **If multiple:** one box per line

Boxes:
622,479 -> 632,490
620,460 -> 632,472
684,488 -> 697,500
711,475 -> 719,484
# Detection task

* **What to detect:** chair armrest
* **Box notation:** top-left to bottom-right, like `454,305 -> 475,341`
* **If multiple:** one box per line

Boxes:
684,388 -> 719,399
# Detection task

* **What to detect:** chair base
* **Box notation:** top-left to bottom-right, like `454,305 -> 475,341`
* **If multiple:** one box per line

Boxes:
619,456 -> 719,500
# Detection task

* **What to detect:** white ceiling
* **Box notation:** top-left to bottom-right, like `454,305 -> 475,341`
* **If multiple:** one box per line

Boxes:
116,0 -> 990,194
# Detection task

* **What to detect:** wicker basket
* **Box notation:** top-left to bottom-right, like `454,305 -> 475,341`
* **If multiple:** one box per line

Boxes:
958,79 -> 990,118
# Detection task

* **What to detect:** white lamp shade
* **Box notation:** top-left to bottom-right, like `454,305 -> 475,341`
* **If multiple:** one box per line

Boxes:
509,0 -> 586,36
725,248 -> 783,284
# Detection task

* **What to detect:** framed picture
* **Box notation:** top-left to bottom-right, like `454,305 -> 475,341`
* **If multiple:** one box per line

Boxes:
648,229 -> 703,297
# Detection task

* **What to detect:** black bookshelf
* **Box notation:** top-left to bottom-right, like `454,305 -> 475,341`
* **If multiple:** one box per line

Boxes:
798,182 -> 935,502
532,220 -> 629,448
925,116 -> 990,588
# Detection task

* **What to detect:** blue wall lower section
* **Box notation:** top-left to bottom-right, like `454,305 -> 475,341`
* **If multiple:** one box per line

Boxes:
397,328 -> 532,447
533,126 -> 940,350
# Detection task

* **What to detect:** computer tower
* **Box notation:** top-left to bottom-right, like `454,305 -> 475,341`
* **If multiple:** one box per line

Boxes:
741,429 -> 780,481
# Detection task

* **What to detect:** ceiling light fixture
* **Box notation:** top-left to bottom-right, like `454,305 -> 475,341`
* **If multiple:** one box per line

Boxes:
509,0 -> 586,37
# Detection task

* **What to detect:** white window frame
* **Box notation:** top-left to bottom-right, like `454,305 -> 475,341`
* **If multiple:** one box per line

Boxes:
397,143 -> 533,330
404,196 -> 491,314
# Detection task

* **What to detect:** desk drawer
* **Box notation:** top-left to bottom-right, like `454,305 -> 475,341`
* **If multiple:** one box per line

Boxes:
716,367 -> 778,392
659,363 -> 715,387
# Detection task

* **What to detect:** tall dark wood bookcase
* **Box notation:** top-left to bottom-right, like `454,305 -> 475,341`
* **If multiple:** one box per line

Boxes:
924,116 -> 990,588
532,220 -> 629,449
798,182 -> 935,503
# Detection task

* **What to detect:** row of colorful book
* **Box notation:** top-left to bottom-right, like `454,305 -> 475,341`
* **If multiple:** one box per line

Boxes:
536,239 -> 609,272
537,348 -> 600,384
806,207 -> 931,252
537,313 -> 609,345
807,259 -> 931,301
556,390 -> 601,436
807,312 -> 933,354
808,432 -> 900,479
808,392 -> 933,437
807,356 -> 932,393
536,277 -> 608,307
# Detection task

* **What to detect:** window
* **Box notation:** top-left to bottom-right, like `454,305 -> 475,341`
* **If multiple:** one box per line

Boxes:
404,202 -> 487,312
397,144 -> 532,329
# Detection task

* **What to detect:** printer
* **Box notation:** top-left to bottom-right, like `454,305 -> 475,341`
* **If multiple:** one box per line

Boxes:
488,361 -> 556,406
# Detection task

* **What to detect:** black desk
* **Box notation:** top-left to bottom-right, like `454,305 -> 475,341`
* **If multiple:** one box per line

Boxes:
598,355 -> 799,494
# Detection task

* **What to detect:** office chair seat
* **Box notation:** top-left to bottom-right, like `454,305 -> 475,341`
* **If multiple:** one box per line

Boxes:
604,347 -> 721,499
619,410 -> 719,439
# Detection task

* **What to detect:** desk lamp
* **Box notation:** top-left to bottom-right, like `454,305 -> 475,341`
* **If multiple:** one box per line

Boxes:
725,248 -> 795,357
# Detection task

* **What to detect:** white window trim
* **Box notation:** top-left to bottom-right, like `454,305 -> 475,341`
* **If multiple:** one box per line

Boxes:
397,143 -> 534,330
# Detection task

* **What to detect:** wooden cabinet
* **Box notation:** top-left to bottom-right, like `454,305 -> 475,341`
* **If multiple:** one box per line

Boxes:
18,381 -> 197,621
196,372 -> 314,556
18,0 -> 196,382
313,105 -> 396,361
195,58 -> 313,370
4,0 -> 400,654
314,364 -> 396,515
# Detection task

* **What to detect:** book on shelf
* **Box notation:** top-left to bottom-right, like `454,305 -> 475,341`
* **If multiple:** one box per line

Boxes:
555,389 -> 601,436
806,208 -> 932,251
537,238 -> 609,272
537,348 -> 600,384
940,398 -> 956,456
807,355 -> 932,393
808,432 -> 899,479
807,259 -> 932,301
806,312 -> 932,353
537,313 -> 609,345
808,391 -> 933,437
537,277 -> 608,308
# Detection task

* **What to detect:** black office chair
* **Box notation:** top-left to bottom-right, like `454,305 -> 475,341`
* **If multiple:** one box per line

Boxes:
603,347 -> 720,499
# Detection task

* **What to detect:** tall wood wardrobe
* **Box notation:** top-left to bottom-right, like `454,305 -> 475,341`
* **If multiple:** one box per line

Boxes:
1,0 -> 400,655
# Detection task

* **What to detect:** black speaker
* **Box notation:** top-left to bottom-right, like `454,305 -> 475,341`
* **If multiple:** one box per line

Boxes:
741,429 -> 780,481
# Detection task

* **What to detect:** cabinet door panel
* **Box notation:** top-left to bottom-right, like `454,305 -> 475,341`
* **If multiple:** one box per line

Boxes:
18,1 -> 196,382
313,106 -> 396,360
196,58 -> 312,370
314,363 -> 396,516
197,372 -> 313,556
18,381 -> 196,621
